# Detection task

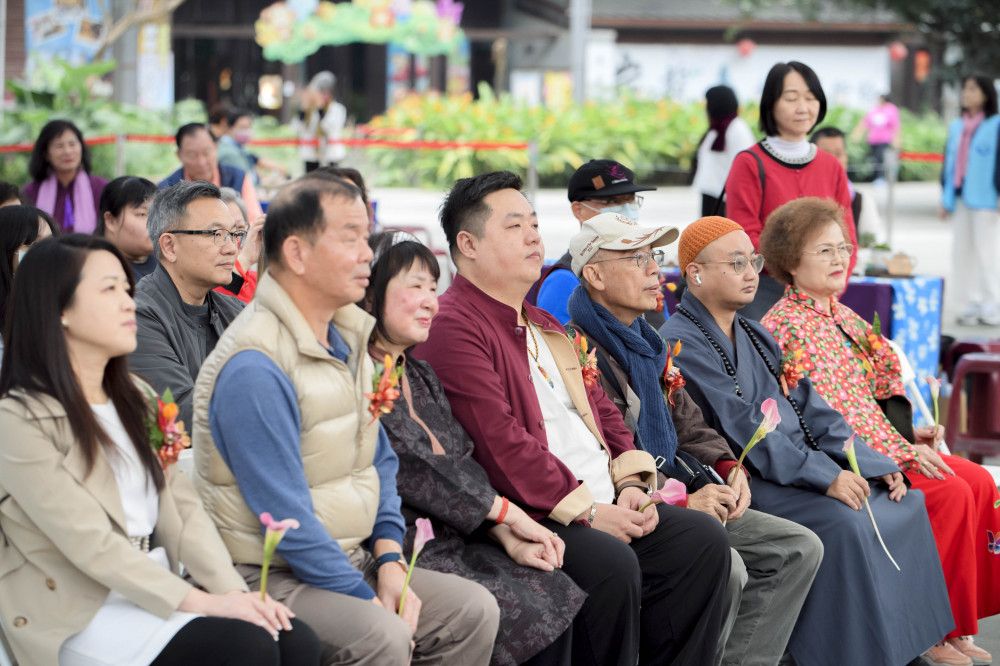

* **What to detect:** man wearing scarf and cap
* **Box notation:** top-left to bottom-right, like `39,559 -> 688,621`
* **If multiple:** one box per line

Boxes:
660,216 -> 954,666
535,159 -> 656,325
566,212 -> 822,666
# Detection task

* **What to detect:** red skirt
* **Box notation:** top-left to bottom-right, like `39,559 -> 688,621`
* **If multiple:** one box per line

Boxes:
906,455 -> 1000,638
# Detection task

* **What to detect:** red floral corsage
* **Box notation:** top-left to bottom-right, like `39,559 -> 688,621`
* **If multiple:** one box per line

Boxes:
144,388 -> 191,471
662,340 -> 685,407
866,312 -> 889,361
780,347 -> 805,397
571,331 -> 601,389
365,354 -> 404,425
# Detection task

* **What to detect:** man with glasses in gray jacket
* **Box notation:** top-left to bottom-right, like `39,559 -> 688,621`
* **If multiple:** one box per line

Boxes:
130,180 -> 245,425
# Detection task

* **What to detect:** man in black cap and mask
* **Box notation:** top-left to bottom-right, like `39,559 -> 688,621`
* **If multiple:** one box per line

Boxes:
534,159 -> 656,324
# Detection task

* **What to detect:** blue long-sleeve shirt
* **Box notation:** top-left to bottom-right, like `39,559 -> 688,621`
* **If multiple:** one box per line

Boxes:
209,323 -> 406,600
535,268 -> 578,325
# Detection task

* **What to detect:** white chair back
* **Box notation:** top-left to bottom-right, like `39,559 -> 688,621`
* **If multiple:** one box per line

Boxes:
886,339 -> 951,454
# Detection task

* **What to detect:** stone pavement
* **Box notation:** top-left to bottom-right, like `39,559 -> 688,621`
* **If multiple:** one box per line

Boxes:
371,179 -> 1000,654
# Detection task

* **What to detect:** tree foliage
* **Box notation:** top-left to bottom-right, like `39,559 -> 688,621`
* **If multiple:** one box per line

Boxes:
94,0 -> 188,59
725,0 -> 1000,78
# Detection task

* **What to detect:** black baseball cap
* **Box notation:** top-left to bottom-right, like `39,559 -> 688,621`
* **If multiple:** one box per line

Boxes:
567,159 -> 657,202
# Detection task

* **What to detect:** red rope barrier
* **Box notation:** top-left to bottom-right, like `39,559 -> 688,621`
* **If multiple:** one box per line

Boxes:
0,133 -> 531,153
0,134 -> 943,162
897,151 -> 944,163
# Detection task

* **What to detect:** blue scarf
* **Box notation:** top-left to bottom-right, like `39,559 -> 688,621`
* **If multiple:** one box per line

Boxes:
567,286 -> 679,462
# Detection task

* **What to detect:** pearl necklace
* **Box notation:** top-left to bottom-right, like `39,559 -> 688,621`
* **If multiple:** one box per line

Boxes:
676,305 -> 820,451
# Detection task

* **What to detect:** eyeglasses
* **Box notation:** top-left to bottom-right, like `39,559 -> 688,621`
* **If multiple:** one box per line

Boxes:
168,228 -> 247,248
584,195 -> 644,209
592,249 -> 666,269
701,254 -> 765,274
803,244 -> 854,261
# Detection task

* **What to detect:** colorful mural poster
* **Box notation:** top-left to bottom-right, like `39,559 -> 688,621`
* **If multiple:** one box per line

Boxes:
25,0 -> 106,73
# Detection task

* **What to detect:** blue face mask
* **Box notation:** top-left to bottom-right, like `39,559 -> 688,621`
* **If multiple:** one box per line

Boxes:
16,249 -> 27,265
583,201 -> 640,220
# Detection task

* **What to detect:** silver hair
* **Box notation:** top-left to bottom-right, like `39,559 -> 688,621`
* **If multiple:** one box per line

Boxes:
310,70 -> 336,95
147,180 -> 222,260
218,186 -> 248,224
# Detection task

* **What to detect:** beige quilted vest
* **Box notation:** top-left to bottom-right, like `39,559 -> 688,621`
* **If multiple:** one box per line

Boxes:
191,273 -> 380,566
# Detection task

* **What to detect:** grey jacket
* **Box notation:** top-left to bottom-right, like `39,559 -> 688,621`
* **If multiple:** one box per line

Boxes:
130,265 -> 244,426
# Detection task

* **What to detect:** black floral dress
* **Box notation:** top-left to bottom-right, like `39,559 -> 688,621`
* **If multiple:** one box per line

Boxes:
381,354 -> 586,666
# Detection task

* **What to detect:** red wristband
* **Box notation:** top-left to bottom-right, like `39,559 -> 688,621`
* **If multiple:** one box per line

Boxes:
495,497 -> 510,524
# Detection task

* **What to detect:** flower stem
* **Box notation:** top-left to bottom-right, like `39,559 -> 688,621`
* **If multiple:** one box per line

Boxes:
863,497 -> 900,571
260,561 -> 269,602
397,550 -> 419,615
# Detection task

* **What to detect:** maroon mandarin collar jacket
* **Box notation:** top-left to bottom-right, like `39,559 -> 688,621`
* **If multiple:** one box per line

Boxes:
412,274 -> 656,525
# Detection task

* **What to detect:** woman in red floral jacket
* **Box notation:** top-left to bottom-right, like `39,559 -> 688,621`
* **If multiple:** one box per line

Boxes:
760,197 -> 999,666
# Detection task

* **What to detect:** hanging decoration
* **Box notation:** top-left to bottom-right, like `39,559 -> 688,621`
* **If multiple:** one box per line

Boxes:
255,0 -> 466,63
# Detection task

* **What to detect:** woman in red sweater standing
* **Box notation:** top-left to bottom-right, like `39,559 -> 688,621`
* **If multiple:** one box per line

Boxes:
723,61 -> 856,319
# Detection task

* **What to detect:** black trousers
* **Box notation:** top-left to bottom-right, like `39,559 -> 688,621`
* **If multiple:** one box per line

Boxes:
869,143 -> 889,181
151,616 -> 321,666
546,503 -> 730,666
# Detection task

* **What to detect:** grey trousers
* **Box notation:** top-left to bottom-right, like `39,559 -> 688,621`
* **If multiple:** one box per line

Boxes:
238,547 -> 500,666
717,509 -> 824,666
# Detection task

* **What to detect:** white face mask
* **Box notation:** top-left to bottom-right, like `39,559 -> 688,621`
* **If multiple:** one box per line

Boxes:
16,249 -> 27,265
582,201 -> 640,220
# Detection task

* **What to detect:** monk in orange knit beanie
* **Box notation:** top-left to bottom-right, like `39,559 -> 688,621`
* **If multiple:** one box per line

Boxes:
678,216 -> 744,277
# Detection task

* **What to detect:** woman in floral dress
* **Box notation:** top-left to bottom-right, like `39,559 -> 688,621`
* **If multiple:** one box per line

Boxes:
760,197 -> 1000,666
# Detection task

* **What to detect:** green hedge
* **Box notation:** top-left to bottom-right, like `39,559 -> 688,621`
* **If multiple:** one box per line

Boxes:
365,83 -> 949,188
2,65 -> 947,190
0,60 -> 299,188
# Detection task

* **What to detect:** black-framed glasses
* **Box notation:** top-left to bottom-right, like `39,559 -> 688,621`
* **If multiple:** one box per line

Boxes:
584,194 -> 644,209
168,228 -> 247,248
702,254 -> 765,274
803,244 -> 854,261
592,248 -> 666,269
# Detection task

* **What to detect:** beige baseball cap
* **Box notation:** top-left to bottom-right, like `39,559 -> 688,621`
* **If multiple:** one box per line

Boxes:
569,212 -> 679,276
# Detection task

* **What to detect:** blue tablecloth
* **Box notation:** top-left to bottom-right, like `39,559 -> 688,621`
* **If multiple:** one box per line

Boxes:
853,275 -> 944,426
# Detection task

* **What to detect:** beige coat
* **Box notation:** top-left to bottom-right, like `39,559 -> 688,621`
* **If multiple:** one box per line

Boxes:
0,389 -> 248,666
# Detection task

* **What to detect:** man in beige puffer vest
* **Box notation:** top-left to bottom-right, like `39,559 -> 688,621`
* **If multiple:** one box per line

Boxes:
192,176 -> 499,665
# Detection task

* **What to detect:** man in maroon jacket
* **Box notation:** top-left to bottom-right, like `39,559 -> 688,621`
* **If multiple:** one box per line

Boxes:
413,170 -> 731,666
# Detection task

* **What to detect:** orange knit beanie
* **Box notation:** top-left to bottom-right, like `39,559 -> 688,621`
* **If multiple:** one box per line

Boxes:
678,216 -> 744,277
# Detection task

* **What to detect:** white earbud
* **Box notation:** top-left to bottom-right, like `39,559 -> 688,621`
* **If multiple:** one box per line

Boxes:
693,273 -> 702,285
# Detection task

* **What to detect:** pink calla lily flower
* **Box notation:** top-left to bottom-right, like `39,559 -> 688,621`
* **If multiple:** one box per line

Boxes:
399,517 -> 436,616
760,398 -> 781,432
261,512 -> 301,534
925,376 -> 941,400
258,513 -> 300,601
640,478 -> 688,513
413,517 -> 435,556
736,398 -> 783,469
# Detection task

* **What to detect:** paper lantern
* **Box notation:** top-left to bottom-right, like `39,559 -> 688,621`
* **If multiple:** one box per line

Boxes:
889,41 -> 908,62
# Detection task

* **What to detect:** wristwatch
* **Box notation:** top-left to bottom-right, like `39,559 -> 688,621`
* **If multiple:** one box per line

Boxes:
374,552 -> 408,572
615,482 -> 651,501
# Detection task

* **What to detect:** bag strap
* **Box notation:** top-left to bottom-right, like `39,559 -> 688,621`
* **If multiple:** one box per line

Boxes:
713,147 -> 766,216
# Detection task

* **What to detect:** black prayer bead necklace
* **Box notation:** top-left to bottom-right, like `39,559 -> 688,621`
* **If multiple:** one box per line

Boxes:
676,305 -> 820,451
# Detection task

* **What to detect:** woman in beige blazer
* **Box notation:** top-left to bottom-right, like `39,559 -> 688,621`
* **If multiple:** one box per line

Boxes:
0,235 -> 319,666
